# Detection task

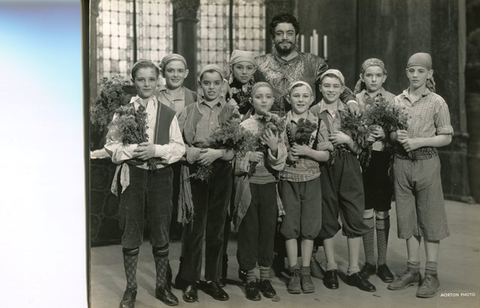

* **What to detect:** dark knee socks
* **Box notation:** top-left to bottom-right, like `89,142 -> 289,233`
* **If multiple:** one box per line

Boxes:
153,244 -> 169,288
376,217 -> 390,265
123,247 -> 140,290
362,217 -> 375,265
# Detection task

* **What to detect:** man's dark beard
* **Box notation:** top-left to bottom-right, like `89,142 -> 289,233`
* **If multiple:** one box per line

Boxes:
274,40 -> 295,56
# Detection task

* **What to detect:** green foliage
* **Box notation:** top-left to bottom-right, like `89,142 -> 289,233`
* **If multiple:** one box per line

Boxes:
90,75 -> 130,132
106,105 -> 149,145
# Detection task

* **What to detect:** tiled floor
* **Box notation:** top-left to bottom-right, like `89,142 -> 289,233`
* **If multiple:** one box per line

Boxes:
90,200 -> 480,308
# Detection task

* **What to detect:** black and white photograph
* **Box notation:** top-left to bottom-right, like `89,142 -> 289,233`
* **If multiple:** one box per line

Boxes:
87,1 -> 480,308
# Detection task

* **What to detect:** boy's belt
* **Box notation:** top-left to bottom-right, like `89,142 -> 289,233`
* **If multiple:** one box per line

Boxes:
396,147 -> 438,160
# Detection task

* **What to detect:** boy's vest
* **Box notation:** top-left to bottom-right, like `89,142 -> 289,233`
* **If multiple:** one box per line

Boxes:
126,102 -> 176,168
128,101 -> 175,145
182,101 -> 236,146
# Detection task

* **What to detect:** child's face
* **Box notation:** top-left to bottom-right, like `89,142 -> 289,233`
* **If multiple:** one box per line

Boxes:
199,71 -> 223,102
250,85 -> 274,114
361,66 -> 386,93
232,61 -> 256,85
288,85 -> 314,115
132,67 -> 159,99
320,76 -> 344,104
406,65 -> 433,90
163,60 -> 188,90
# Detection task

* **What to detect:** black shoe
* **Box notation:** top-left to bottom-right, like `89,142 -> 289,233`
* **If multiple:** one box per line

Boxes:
238,269 -> 248,284
204,281 -> 229,301
259,279 -> 277,298
119,288 -> 137,308
182,283 -> 198,303
360,263 -> 376,279
245,281 -> 261,301
377,264 -> 395,283
155,286 -> 179,306
323,270 -> 339,289
346,272 -> 376,292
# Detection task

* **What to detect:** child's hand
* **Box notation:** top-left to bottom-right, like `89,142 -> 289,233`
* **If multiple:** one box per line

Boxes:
396,129 -> 409,142
401,138 -> 422,152
260,128 -> 278,153
329,131 -> 351,146
133,142 -> 156,160
226,98 -> 239,109
249,151 -> 264,163
291,143 -> 311,157
197,148 -> 222,166
371,126 -> 386,141
287,151 -> 299,162
347,101 -> 361,115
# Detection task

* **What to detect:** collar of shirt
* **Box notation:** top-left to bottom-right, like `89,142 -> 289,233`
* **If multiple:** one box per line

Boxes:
158,85 -> 185,99
400,88 -> 432,103
363,88 -> 387,99
130,95 -> 157,109
317,99 -> 344,117
286,110 -> 317,125
273,50 -> 301,65
198,97 -> 224,109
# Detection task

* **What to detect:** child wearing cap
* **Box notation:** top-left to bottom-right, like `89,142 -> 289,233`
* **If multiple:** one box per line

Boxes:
157,54 -> 197,115
217,49 -> 258,286
279,81 -> 330,294
228,49 -> 257,116
233,82 -> 287,300
310,69 -> 375,293
175,64 -> 239,303
387,53 -> 453,298
104,59 -> 185,307
157,54 -> 198,241
354,58 -> 396,283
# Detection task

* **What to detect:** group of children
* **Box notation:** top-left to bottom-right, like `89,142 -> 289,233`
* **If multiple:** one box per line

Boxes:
103,48 -> 453,308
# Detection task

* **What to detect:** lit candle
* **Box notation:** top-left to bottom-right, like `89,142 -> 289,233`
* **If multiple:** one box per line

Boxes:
324,35 -> 328,61
310,35 -> 313,53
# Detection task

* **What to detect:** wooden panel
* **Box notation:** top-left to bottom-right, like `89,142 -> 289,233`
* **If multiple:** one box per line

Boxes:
358,0 -> 432,96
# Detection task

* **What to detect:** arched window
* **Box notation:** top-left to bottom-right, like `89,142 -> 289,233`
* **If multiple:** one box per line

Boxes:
96,0 -> 173,83
196,0 -> 266,78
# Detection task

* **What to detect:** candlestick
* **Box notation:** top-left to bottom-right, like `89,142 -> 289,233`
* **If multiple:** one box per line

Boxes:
324,35 -> 328,61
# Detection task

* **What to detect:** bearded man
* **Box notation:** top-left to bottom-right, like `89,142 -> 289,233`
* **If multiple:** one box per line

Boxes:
254,13 -> 358,114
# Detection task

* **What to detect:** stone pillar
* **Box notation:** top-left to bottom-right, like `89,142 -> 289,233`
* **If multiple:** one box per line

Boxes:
264,0 -> 294,53
171,0 -> 200,91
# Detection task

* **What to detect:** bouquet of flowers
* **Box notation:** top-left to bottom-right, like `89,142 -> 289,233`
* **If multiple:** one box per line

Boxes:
242,111 -> 286,176
361,96 -> 410,166
363,96 -> 409,133
285,118 -> 318,167
106,105 -> 157,169
189,113 -> 253,181
329,108 -> 370,166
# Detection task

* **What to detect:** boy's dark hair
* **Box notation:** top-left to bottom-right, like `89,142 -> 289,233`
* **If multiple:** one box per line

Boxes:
131,59 -> 160,79
269,13 -> 300,36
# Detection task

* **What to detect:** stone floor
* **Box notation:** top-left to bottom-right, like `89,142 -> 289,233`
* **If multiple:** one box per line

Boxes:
90,200 -> 480,308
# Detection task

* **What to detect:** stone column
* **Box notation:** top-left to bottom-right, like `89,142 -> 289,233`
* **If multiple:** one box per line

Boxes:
171,0 -> 200,91
264,0 -> 294,53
